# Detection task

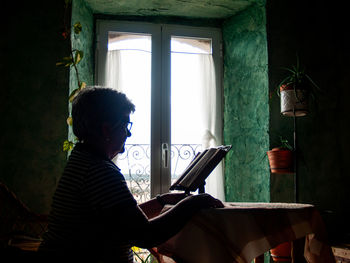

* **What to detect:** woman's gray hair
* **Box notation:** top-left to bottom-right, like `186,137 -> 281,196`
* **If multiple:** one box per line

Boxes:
72,86 -> 135,142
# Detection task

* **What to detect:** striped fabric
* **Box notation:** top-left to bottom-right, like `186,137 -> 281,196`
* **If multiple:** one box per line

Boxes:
40,143 -> 137,262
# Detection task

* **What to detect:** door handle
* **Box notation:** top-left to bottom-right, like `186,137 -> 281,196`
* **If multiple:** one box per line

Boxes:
162,143 -> 169,168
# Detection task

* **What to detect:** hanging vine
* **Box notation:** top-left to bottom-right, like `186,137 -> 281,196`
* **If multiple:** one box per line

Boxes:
57,0 -> 86,151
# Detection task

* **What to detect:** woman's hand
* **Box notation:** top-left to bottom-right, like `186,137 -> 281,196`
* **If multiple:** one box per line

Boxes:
139,193 -> 188,218
159,192 -> 224,209
134,193 -> 224,247
185,193 -> 224,209
158,192 -> 188,205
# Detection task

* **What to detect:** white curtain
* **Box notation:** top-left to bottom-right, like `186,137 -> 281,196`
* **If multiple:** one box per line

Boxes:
105,50 -> 123,92
105,49 -> 224,201
198,54 -> 224,201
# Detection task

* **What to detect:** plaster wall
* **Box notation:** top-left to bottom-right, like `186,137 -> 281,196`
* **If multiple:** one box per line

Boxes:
69,0 -> 95,142
266,0 -> 350,241
88,4 -> 271,202
70,0 -> 94,92
223,4 -> 270,202
0,0 -> 70,213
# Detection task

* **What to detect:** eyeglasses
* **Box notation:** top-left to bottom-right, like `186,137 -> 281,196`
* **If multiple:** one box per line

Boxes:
123,121 -> 133,133
111,120 -> 133,133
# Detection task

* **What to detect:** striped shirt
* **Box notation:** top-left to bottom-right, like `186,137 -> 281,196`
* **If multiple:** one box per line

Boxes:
40,143 -> 137,262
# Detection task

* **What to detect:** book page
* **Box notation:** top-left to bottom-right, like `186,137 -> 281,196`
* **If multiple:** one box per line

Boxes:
169,145 -> 231,192
187,148 -> 227,191
169,150 -> 207,190
177,148 -> 220,188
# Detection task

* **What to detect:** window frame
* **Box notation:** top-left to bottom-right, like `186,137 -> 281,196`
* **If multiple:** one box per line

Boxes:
95,20 -> 223,197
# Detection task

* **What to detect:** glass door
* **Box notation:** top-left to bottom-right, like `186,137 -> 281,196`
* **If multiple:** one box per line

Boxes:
170,36 -> 214,184
106,32 -> 152,203
97,21 -> 164,202
96,21 -> 223,202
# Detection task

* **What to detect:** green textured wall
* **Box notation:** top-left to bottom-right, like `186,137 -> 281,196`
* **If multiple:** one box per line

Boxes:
0,0 -> 69,213
69,0 -> 94,141
85,0 -> 253,19
223,3 -> 270,202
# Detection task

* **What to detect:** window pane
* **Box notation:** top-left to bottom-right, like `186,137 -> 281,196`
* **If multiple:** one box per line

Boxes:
108,32 -> 151,52
171,37 -> 213,180
107,32 -> 151,203
171,37 -> 212,54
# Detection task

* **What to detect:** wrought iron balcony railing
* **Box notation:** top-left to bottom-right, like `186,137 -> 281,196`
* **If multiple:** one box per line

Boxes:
115,144 -> 202,203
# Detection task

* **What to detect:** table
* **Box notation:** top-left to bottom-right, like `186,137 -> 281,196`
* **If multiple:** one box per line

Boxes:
332,244 -> 350,263
152,202 -> 335,263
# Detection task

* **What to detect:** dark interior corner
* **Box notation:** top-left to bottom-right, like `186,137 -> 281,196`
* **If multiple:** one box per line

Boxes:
266,0 -> 350,244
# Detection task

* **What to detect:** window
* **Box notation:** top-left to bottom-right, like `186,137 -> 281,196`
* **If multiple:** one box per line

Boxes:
96,21 -> 223,202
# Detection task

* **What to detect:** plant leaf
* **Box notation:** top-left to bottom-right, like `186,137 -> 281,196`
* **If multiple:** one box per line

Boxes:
145,254 -> 152,262
73,22 -> 82,34
73,50 -> 84,65
66,116 -> 73,126
63,140 -> 74,152
56,56 -> 73,67
276,75 -> 293,96
56,62 -> 65,66
304,74 -> 321,91
281,66 -> 296,73
69,88 -> 80,102
79,81 -> 87,90
279,136 -> 293,150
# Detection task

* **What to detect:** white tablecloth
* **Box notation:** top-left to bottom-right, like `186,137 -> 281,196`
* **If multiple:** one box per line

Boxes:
153,202 -> 335,263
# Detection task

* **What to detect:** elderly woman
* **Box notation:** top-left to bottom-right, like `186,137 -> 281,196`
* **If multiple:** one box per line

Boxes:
39,87 -> 223,263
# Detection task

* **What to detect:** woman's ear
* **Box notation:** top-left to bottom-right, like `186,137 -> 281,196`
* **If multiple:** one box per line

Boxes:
101,122 -> 113,141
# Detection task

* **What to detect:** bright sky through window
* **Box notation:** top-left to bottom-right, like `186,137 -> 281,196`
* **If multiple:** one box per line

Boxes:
107,33 -> 212,146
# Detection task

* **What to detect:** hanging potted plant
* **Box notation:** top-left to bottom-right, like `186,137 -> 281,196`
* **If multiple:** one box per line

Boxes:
267,137 -> 294,174
277,56 -> 320,117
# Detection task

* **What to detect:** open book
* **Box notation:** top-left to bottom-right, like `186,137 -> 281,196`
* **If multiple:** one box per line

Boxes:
169,145 -> 232,194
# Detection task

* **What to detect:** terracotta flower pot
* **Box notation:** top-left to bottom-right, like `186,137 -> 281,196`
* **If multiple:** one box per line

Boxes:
280,84 -> 309,117
270,242 -> 292,262
267,147 -> 293,174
